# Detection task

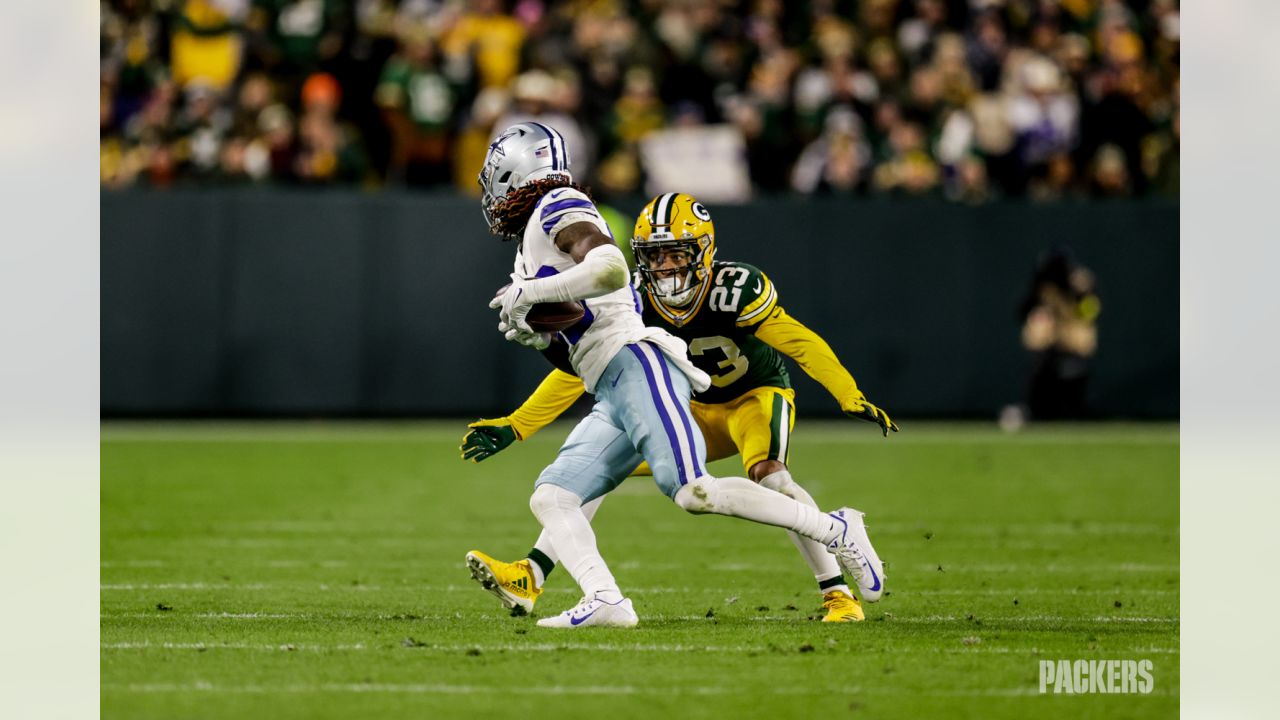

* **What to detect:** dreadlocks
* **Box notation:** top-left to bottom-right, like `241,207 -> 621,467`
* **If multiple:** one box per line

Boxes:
490,176 -> 594,240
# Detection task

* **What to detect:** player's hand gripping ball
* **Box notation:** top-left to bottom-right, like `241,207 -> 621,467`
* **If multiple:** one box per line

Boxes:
491,279 -> 585,333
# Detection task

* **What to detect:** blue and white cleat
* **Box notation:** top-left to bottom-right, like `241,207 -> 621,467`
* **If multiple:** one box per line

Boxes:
535,594 -> 639,629
826,508 -> 886,602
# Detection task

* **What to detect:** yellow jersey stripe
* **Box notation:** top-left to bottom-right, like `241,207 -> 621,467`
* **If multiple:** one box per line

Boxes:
737,283 -> 778,326
736,277 -> 773,318
736,275 -> 773,315
736,294 -> 777,326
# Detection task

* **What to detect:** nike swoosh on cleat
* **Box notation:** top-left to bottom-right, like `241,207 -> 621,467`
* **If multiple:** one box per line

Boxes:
865,564 -> 881,592
611,371 -> 624,387
569,608 -> 599,626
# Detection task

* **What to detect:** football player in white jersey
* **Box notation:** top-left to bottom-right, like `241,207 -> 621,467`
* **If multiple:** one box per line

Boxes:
475,122 -> 883,628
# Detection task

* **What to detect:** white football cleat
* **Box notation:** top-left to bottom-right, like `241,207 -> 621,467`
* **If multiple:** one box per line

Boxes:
535,594 -> 638,629
826,507 -> 886,602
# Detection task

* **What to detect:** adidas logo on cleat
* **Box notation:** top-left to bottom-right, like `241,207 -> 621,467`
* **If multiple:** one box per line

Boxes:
466,551 -> 540,615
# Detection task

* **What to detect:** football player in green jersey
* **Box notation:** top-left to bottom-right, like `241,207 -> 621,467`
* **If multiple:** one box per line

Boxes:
463,192 -> 897,622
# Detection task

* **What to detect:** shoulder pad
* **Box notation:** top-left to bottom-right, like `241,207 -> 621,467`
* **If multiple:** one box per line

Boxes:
702,261 -> 778,325
728,263 -> 778,328
714,261 -> 763,281
538,188 -> 601,237
708,262 -> 766,292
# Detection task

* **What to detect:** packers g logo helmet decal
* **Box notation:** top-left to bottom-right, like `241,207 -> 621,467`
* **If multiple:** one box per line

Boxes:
632,193 -> 718,321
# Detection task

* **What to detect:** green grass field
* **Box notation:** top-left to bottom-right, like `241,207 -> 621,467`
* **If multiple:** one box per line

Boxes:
101,421 -> 1178,719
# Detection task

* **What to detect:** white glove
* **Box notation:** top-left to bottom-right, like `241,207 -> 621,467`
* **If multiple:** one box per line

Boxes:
489,273 -> 535,333
498,319 -> 551,350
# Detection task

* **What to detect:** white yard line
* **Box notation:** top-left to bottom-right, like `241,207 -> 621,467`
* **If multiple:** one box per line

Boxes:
100,583 -> 709,593
192,612 -> 317,619
738,614 -> 1179,624
905,563 -> 1178,573
907,588 -> 1177,596
105,682 -> 653,695
100,641 -> 1180,655
101,520 -> 1176,538
101,558 -> 1179,575
101,681 -> 862,696
101,642 -> 764,653
102,583 -> 271,590
101,681 -> 1175,697
103,609 -> 1178,625
104,612 -> 493,620
869,522 -> 1177,535
102,642 -> 369,651
100,571 -> 1178,592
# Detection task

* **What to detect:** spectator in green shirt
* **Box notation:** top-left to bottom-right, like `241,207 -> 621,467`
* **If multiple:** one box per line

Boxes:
248,0 -> 348,96
376,30 -> 463,187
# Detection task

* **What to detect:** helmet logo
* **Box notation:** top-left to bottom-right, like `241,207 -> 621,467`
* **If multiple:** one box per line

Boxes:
691,202 -> 711,221
488,127 -> 525,157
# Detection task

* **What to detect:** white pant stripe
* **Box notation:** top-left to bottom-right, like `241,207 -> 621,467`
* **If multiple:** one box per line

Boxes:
776,395 -> 790,462
636,342 -> 699,483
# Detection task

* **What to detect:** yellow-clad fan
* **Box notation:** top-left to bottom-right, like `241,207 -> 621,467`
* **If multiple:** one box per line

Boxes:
462,192 -> 897,622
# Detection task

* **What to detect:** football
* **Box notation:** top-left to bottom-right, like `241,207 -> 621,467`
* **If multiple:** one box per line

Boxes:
495,283 -> 585,333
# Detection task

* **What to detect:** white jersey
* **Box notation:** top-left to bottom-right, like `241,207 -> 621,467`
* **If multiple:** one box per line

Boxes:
514,188 -> 711,394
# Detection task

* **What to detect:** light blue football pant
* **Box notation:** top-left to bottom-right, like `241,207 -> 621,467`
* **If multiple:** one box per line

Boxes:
535,341 -> 708,502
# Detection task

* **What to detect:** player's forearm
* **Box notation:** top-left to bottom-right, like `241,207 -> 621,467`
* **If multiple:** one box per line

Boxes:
506,369 -> 585,439
522,244 -> 630,303
756,311 -> 863,410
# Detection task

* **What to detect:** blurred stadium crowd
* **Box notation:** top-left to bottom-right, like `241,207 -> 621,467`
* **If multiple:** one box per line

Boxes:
100,0 -> 1179,202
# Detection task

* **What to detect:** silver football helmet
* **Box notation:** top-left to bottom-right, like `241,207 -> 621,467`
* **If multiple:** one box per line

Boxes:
477,122 -> 572,234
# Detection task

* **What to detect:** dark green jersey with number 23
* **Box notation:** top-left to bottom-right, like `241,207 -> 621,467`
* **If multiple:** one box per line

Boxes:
641,261 -> 791,404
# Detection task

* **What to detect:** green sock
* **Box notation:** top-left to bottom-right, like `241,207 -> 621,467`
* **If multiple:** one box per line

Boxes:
818,575 -> 848,593
527,548 -> 555,587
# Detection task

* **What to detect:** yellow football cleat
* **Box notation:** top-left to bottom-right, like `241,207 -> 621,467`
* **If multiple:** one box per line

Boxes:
465,550 -> 542,616
821,589 -> 865,622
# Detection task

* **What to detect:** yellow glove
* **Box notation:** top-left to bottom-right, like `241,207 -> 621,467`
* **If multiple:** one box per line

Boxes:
844,394 -> 900,437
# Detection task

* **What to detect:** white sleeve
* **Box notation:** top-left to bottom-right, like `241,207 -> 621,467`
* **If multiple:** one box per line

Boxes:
523,244 -> 630,303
